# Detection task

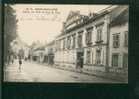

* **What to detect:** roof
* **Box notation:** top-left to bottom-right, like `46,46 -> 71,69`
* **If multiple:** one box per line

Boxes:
55,32 -> 64,38
45,40 -> 55,47
65,11 -> 88,23
55,5 -> 128,39
110,7 -> 128,27
34,46 -> 45,51
55,9 -> 110,38
65,11 -> 80,21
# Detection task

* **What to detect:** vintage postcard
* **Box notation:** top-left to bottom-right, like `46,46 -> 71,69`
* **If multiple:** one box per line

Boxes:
4,4 -> 128,83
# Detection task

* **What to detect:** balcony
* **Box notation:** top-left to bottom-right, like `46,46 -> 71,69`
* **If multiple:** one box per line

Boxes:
95,40 -> 103,44
86,41 -> 92,46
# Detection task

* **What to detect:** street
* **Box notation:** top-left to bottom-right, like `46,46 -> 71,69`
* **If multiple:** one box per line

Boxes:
4,60 -> 120,83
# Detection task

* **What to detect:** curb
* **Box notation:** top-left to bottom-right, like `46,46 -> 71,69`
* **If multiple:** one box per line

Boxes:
53,66 -> 127,82
37,62 -> 127,83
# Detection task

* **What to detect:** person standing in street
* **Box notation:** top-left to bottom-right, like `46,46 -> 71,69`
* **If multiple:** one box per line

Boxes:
19,56 -> 22,71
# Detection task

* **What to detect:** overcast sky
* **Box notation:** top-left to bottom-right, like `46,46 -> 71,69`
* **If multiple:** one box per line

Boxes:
12,4 -> 110,45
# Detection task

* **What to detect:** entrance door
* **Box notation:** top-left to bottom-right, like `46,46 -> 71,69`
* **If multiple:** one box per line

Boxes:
76,52 -> 84,68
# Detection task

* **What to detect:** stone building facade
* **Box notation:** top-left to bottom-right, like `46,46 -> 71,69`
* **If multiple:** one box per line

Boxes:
109,7 -> 128,74
54,5 -> 128,73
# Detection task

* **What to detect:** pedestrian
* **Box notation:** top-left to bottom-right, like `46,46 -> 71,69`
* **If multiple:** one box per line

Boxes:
19,56 -> 22,71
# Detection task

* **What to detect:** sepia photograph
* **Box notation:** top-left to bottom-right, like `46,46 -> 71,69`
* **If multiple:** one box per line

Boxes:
3,4 -> 128,83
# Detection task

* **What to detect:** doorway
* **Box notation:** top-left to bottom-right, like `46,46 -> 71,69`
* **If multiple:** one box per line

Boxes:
76,51 -> 84,69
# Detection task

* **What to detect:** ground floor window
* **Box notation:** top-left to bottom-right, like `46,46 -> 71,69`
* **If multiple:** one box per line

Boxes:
44,56 -> 48,63
92,52 -> 93,64
96,50 -> 101,65
112,53 -> 119,67
123,53 -> 128,68
86,50 -> 91,64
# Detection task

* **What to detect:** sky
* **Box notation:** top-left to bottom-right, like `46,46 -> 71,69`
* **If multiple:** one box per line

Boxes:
12,4 -> 110,45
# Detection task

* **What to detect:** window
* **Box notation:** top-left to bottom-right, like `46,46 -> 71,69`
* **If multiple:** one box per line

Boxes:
112,53 -> 119,67
40,52 -> 43,58
86,50 -> 91,64
58,41 -> 61,50
96,50 -> 101,65
124,31 -> 128,47
78,31 -> 83,48
72,34 -> 76,48
63,39 -> 66,49
56,41 -> 59,50
86,27 -> 93,45
92,52 -> 93,64
113,34 -> 120,48
96,25 -> 103,42
67,36 -> 71,49
123,53 -> 128,68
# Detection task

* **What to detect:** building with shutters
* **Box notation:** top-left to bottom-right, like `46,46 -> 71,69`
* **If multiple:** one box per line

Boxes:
108,7 -> 128,74
54,5 -> 128,74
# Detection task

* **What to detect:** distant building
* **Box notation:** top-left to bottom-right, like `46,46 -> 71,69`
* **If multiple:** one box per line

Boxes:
44,41 -> 55,65
10,37 -> 30,59
31,46 -> 45,63
54,5 -> 128,75
29,41 -> 46,62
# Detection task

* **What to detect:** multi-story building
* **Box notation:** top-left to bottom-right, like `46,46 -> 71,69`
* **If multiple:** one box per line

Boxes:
54,5 -> 128,74
109,7 -> 128,74
29,42 -> 45,63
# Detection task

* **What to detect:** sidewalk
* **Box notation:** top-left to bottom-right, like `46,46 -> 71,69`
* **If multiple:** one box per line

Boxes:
4,62 -> 33,82
38,62 -> 128,83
